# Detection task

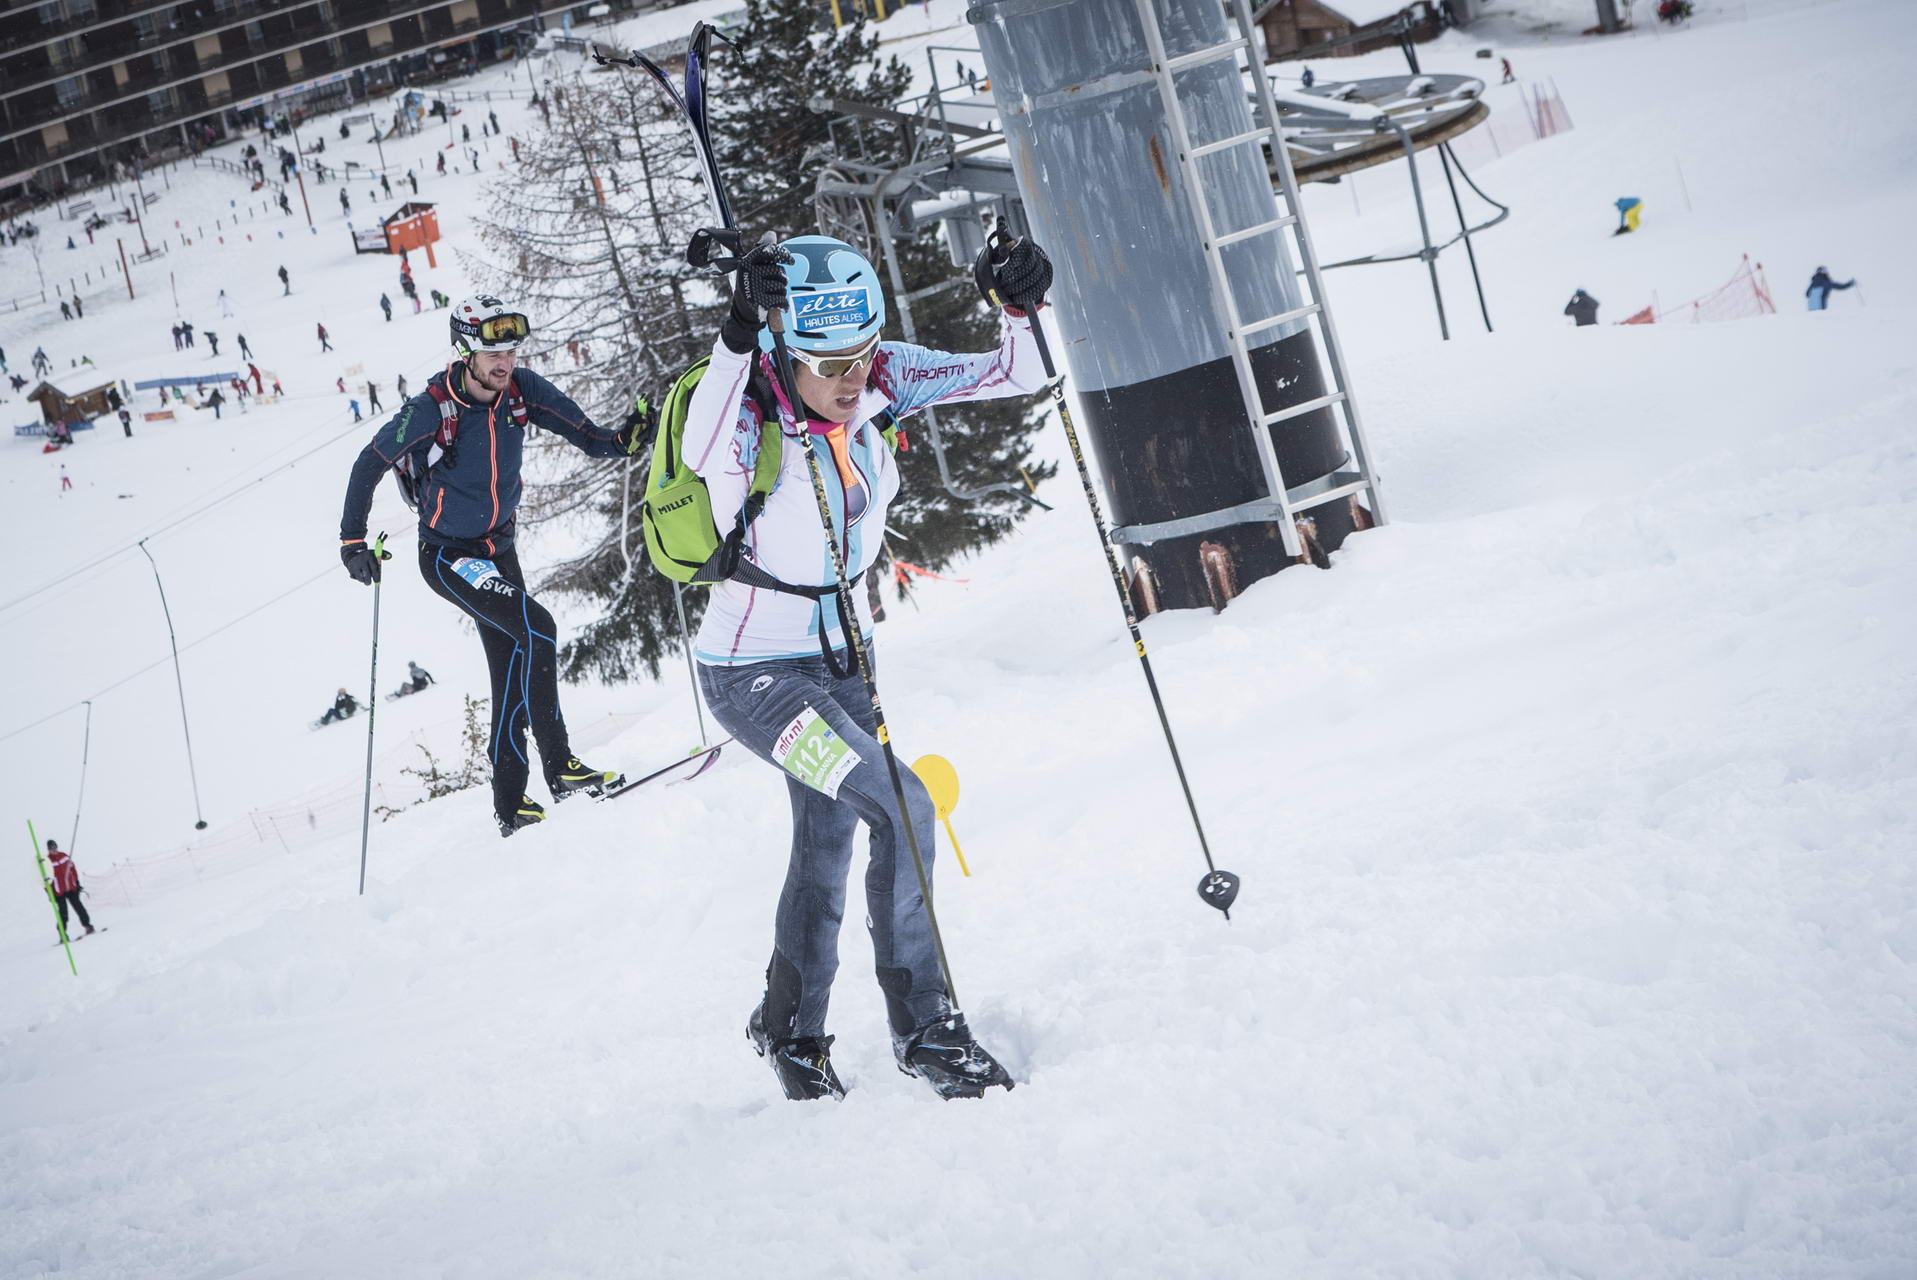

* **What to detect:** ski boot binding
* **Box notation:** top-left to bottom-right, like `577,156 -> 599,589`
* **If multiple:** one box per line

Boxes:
548,756 -> 626,802
748,1001 -> 845,1101
895,1013 -> 1014,1100
497,795 -> 547,838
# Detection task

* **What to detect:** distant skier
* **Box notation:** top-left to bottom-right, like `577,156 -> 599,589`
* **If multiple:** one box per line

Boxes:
278,191 -> 292,216
436,152 -> 447,177
682,229 -> 1051,1101
336,295 -> 631,837
349,397 -> 361,422
1613,196 -> 1643,235
279,264 -> 291,295
366,380 -> 382,413
379,293 -> 393,322
1301,66 -> 1315,89
60,300 -> 72,321
400,661 -> 434,695
205,331 -> 220,356
317,687 -> 360,725
406,169 -> 418,195
118,407 -> 133,436
317,322 -> 333,352
395,372 -> 408,399
1804,266 -> 1855,311
1501,56 -> 1515,84
238,333 -> 254,359
181,321 -> 195,347
206,387 -> 225,419
248,363 -> 263,394
220,288 -> 234,317
339,189 -> 350,214
59,463 -> 73,490
44,839 -> 95,937
1564,290 -> 1600,326
380,173 -> 392,198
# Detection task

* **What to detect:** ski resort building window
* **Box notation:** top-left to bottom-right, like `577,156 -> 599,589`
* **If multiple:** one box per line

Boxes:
54,76 -> 85,109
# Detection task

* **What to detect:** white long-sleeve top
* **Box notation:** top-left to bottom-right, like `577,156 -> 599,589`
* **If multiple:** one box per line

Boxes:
683,310 -> 1046,666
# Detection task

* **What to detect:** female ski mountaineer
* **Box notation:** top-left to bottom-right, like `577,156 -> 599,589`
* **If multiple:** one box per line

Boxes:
337,296 -> 635,837
683,232 -> 1055,1101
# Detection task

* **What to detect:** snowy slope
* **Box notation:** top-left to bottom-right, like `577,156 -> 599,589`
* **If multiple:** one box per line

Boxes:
2,0 -> 1914,1276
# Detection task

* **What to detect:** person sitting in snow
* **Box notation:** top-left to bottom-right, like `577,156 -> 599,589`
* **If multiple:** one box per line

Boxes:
318,687 -> 360,725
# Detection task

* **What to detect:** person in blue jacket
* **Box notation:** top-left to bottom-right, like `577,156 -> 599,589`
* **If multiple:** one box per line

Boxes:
1805,266 -> 1855,311
336,295 -> 637,836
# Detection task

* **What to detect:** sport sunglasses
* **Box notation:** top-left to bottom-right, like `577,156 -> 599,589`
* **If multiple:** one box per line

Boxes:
784,334 -> 880,379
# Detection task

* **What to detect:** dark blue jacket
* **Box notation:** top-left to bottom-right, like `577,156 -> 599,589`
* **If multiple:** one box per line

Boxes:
340,364 -> 624,554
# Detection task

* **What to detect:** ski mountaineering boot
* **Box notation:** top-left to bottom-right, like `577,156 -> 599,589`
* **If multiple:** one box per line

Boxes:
894,1012 -> 1014,1100
497,795 -> 546,838
748,1000 -> 845,1101
546,756 -> 627,801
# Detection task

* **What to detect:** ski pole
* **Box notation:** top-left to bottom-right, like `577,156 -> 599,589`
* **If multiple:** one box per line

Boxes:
765,304 -> 961,1009
29,820 -> 77,974
357,533 -> 390,896
983,223 -> 1239,920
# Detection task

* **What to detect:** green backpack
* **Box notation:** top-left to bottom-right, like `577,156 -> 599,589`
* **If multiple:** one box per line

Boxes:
640,355 -> 901,585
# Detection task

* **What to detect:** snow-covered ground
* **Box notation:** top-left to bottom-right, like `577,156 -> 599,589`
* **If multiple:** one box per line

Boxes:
2,0 -> 1913,1275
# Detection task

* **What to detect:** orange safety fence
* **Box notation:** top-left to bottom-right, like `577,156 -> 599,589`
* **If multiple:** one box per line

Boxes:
1615,255 -> 1775,326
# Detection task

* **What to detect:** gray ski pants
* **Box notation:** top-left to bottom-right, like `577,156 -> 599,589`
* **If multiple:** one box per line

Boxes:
698,650 -> 948,1043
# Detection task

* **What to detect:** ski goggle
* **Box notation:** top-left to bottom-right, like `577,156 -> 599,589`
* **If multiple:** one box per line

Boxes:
784,335 -> 880,379
471,312 -> 531,344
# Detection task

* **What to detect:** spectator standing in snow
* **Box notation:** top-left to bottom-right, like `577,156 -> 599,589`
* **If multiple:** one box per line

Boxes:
278,192 -> 292,216
317,323 -> 333,352
1564,290 -> 1600,326
339,189 -> 351,214
462,123 -> 471,144
279,265 -> 291,295
1804,266 -> 1856,311
396,372 -> 409,399
380,173 -> 392,198
59,463 -> 73,491
182,321 -> 195,347
488,109 -> 499,134
436,152 -> 447,177
1501,57 -> 1515,83
44,840 -> 95,937
207,387 -> 225,419
380,294 -> 393,322
367,381 -> 382,413
118,407 -> 133,436
1301,66 -> 1315,89
406,169 -> 418,195
171,323 -> 183,350
205,331 -> 220,356
238,333 -> 254,360
59,300 -> 71,321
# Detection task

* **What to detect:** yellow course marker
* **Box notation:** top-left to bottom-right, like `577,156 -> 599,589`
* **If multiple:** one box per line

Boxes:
911,754 -> 970,877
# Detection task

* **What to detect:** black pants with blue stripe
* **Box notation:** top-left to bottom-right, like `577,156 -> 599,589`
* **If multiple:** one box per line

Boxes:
419,543 -> 572,815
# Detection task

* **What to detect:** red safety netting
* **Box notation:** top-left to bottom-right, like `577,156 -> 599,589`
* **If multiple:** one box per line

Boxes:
1615,256 -> 1776,326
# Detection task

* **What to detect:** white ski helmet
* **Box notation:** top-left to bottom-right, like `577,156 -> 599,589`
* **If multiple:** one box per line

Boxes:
451,294 -> 531,358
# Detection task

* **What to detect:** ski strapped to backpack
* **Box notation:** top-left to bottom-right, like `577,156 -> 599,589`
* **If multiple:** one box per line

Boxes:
638,353 -> 903,676
390,368 -> 529,512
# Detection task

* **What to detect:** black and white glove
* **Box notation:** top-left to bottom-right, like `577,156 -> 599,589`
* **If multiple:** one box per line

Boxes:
720,238 -> 794,354
974,218 -> 1053,312
340,536 -> 389,585
616,393 -> 651,456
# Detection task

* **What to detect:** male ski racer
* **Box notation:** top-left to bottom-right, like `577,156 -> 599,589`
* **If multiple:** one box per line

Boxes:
682,233 -> 1053,1101
337,296 -> 634,836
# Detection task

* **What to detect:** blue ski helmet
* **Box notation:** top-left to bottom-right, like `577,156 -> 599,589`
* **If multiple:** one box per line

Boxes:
758,236 -> 886,356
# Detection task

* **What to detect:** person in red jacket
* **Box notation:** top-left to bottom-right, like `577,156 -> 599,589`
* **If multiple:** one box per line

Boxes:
45,839 -> 95,936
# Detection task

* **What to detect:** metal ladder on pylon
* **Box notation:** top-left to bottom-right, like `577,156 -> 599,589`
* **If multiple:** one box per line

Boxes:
1111,0 -> 1387,559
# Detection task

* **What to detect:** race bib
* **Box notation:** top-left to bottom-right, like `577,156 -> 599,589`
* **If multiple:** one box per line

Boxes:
450,557 -> 514,595
772,707 -> 861,799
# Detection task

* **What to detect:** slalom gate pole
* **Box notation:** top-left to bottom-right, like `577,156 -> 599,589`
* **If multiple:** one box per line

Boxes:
136,539 -> 209,830
29,820 -> 77,974
69,700 -> 93,853
357,534 -> 390,896
765,306 -> 959,1008
990,229 -> 1239,919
